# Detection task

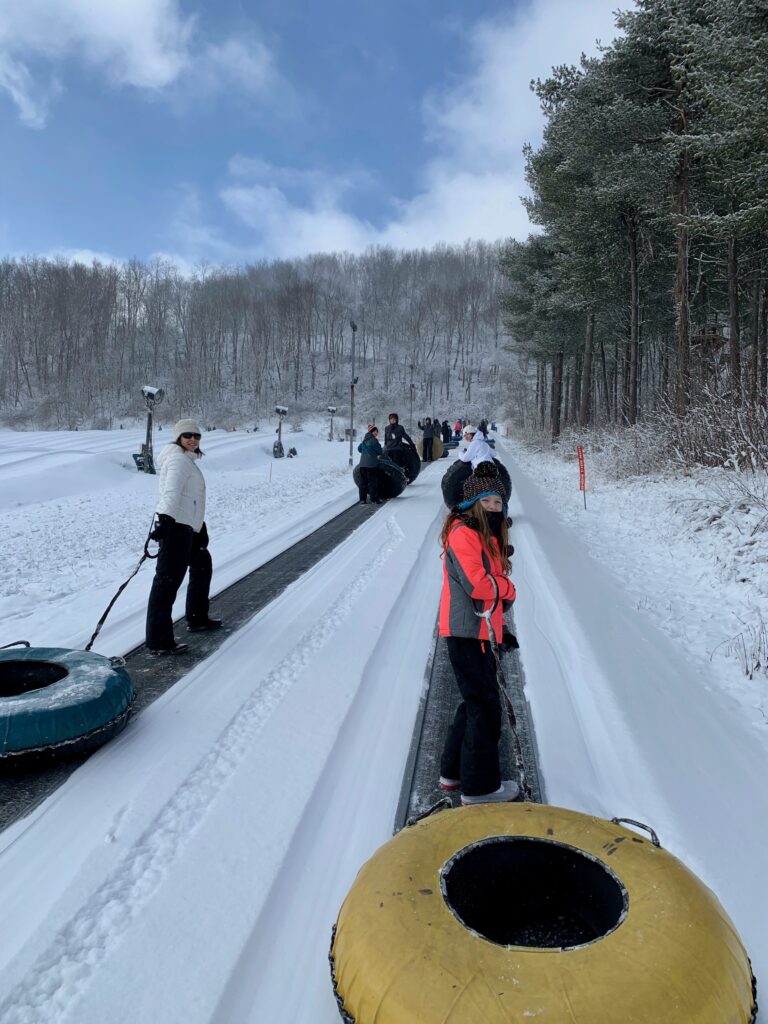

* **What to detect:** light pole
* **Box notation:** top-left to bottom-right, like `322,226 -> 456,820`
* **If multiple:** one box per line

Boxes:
133,385 -> 165,474
273,405 -> 287,458
349,321 -> 358,468
327,405 -> 337,442
409,363 -> 415,434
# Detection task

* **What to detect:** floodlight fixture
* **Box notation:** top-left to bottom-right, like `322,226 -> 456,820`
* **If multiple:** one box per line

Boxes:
134,384 -> 165,474
141,385 -> 165,409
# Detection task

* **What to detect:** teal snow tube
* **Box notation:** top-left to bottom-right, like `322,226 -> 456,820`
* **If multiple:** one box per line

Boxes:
0,647 -> 134,765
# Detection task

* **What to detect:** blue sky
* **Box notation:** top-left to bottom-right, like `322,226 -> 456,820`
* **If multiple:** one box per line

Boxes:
0,0 -> 621,266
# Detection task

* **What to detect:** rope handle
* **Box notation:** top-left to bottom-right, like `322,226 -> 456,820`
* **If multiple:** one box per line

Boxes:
406,797 -> 453,828
0,640 -> 31,650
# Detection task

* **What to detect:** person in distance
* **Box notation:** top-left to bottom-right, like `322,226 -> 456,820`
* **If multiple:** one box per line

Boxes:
417,416 -> 437,462
357,425 -> 383,504
383,412 -> 415,473
145,419 -> 222,655
458,423 -> 495,470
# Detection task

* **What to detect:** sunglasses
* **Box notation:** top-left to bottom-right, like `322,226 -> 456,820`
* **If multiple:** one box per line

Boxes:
180,432 -> 201,440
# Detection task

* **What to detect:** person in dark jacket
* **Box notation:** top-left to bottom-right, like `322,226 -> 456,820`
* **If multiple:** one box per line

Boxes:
437,462 -> 519,804
441,420 -> 452,444
384,413 -> 415,471
417,416 -> 437,462
478,418 -> 489,438
357,426 -> 383,504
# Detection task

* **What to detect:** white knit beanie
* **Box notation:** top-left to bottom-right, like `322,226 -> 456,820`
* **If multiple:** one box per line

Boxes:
462,424 -> 476,437
173,419 -> 203,440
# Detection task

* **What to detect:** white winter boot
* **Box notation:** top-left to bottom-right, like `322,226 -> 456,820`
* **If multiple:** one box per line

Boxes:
461,780 -> 520,805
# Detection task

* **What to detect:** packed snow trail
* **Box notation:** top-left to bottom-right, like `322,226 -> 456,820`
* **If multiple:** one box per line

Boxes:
0,466 -> 444,1024
504,443 -> 768,1004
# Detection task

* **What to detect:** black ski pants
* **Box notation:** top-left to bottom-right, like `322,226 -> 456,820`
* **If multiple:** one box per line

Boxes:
440,636 -> 502,796
387,448 -> 406,471
358,466 -> 380,502
423,437 -> 433,462
146,522 -> 212,648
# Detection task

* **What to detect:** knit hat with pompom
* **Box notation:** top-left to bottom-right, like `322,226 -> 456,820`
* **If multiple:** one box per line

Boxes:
459,461 -> 505,509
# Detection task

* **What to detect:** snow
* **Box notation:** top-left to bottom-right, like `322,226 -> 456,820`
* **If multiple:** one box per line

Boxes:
0,426 -> 766,1022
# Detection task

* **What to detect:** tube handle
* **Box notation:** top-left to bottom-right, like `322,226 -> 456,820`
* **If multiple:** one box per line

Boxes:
611,817 -> 661,847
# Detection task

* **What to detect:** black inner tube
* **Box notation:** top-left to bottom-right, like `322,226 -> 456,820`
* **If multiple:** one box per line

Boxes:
0,660 -> 68,697
442,837 -> 627,948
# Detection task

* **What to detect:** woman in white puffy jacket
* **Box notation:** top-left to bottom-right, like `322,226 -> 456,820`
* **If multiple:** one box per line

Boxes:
145,419 -> 222,654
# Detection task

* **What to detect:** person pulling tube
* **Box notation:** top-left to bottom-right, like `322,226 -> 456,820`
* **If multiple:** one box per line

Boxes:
383,412 -> 415,473
145,419 -> 222,655
437,462 -> 519,804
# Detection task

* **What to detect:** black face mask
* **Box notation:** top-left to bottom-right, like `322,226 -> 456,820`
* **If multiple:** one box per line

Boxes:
485,510 -> 505,535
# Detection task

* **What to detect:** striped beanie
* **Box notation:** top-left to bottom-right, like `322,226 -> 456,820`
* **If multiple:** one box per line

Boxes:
458,463 -> 505,510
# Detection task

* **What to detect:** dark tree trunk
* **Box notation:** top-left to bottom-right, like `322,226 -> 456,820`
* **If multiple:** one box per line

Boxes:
579,312 -> 595,426
727,236 -> 741,404
760,282 -> 768,406
749,271 -> 761,406
551,351 -> 563,442
674,150 -> 690,416
628,218 -> 640,424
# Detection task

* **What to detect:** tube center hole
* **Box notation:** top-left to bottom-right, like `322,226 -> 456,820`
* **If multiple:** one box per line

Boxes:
441,837 -> 627,949
0,660 -> 68,697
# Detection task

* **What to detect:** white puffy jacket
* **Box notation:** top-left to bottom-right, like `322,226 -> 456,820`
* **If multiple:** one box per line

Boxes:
155,444 -> 206,531
459,435 -> 495,470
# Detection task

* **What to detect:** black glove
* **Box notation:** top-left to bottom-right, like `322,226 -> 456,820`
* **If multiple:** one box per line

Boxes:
501,631 -> 519,652
507,544 -> 515,558
192,522 -> 209,550
502,599 -> 513,612
149,513 -> 175,542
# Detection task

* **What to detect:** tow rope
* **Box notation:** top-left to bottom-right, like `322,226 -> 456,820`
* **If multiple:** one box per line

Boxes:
476,577 -> 533,801
84,516 -> 159,653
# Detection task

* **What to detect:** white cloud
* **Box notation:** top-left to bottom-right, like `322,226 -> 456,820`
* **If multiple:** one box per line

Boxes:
0,52 -> 60,129
0,0 -> 276,126
199,0 -> 622,259
196,37 -> 274,97
42,246 -> 123,265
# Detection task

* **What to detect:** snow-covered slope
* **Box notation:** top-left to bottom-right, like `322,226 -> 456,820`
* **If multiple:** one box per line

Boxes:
1,429 -> 765,1022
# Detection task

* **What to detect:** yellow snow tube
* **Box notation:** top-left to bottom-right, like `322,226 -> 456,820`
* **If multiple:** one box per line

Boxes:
330,803 -> 756,1023
416,436 -> 443,461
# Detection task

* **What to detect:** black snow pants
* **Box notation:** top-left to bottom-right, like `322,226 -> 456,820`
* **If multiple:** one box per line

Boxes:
145,522 -> 212,648
358,466 -> 380,502
387,448 -> 406,472
423,437 -> 433,462
440,636 -> 502,796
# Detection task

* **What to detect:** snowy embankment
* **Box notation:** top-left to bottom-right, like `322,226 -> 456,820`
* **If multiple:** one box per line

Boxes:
502,437 -> 768,1005
1,428 -> 767,1022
